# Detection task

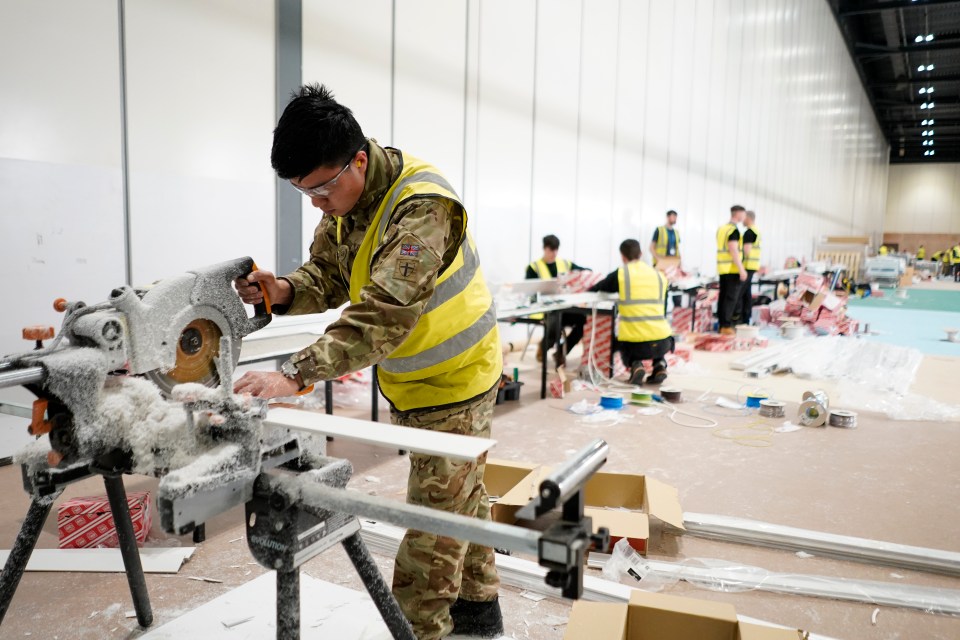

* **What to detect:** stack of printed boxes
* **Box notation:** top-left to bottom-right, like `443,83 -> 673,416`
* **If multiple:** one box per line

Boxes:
760,272 -> 858,336
58,491 -> 152,549
670,289 -> 716,336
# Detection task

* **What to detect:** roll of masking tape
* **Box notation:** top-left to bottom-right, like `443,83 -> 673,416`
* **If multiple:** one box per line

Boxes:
600,394 -> 623,409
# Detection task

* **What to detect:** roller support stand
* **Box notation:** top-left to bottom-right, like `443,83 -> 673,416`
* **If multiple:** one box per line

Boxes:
277,568 -> 301,640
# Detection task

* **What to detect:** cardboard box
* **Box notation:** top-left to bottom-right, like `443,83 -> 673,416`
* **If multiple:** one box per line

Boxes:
653,256 -> 681,273
484,461 -> 684,554
565,591 -> 802,640
794,272 -> 825,294
58,491 -> 151,549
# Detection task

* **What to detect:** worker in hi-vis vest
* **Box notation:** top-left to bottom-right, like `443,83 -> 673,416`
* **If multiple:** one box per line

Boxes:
525,234 -> 588,368
716,205 -> 748,335
953,242 -> 960,282
589,239 -> 674,386
879,245 -> 888,256
917,245 -> 926,260
650,209 -> 684,312
232,84 -> 503,640
735,210 -> 761,325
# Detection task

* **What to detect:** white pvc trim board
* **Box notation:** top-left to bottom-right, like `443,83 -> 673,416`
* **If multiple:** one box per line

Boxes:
0,547 -> 195,573
265,407 -> 496,461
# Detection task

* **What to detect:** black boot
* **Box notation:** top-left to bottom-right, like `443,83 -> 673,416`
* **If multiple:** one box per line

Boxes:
628,363 -> 645,386
648,367 -> 667,385
450,595 -> 504,638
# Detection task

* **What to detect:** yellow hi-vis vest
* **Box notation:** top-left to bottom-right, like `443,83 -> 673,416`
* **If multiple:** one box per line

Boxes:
716,223 -> 740,275
529,258 -> 571,279
917,247 -> 926,260
617,261 -> 672,343
338,152 -> 502,412
653,226 -> 680,265
740,226 -> 761,271
527,258 -> 570,320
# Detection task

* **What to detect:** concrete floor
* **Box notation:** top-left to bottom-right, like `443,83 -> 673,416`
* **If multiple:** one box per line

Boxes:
1,304 -> 959,639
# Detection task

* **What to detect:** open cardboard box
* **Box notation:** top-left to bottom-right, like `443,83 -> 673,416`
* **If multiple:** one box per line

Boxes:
654,256 -> 681,273
485,460 -> 684,554
565,591 -> 803,640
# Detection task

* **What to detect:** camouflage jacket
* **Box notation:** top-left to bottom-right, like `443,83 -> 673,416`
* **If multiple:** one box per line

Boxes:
278,140 -> 465,386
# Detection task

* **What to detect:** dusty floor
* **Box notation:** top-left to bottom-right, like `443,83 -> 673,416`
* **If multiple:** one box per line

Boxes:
1,323 -> 959,639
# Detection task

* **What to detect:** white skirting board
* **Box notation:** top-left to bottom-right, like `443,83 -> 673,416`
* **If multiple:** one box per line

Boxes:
683,511 -> 960,577
358,521 -> 839,640
140,570 -> 516,640
265,407 -> 496,461
0,547 -> 195,573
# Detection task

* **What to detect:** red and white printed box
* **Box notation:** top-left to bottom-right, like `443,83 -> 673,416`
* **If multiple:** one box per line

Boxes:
670,307 -> 693,334
58,491 -> 151,549
795,272 -> 825,294
558,270 -> 604,293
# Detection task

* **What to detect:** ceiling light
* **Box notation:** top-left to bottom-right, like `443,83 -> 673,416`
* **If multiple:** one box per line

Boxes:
921,119 -> 928,125
929,119 -> 935,125
925,34 -> 934,42
927,64 -> 935,71
919,88 -> 926,94
921,103 -> 929,109
915,35 -> 923,42
927,87 -> 934,93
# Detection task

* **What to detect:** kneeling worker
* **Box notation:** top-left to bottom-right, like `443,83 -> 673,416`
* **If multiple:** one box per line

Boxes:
589,240 -> 674,386
232,84 -> 502,640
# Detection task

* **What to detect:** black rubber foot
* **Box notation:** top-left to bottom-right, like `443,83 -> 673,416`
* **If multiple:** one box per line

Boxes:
450,595 -> 504,638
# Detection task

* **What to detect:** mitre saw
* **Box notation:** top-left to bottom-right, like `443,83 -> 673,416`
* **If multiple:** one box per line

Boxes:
0,256 -> 271,464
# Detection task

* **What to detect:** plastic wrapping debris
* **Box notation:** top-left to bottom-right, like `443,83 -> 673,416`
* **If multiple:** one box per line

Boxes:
599,539 -> 960,616
836,380 -> 960,422
787,337 -> 921,396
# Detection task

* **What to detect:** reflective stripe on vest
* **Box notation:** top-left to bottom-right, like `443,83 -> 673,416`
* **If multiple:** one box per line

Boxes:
716,223 -> 740,275
741,227 -> 761,271
529,258 -> 570,280
617,261 -> 672,343
341,151 -> 501,412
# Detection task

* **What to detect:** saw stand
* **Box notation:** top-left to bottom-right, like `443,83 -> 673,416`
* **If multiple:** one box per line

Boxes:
0,451 -> 154,628
240,437 -> 611,640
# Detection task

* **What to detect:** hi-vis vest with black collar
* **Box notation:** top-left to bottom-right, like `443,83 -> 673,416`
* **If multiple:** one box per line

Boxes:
740,226 -> 761,271
529,258 -> 572,279
617,261 -> 672,343
716,223 -> 740,275
337,152 -> 501,412
653,226 -> 680,265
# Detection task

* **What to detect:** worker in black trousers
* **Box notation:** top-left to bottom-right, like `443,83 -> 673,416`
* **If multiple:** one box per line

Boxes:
715,205 -> 747,335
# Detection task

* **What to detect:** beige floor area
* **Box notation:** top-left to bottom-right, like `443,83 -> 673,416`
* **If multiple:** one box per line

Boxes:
0,332 -> 958,639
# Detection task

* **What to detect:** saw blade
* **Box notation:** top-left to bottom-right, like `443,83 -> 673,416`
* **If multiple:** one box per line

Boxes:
146,318 -> 237,396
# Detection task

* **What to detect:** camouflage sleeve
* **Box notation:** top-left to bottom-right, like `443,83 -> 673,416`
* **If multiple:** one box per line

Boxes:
289,198 -> 463,385
279,216 -> 350,315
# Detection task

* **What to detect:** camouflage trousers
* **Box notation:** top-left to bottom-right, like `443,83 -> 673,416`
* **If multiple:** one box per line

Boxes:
390,386 -> 501,640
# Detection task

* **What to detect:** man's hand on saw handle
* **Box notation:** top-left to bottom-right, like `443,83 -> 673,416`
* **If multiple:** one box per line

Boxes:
234,270 -> 293,307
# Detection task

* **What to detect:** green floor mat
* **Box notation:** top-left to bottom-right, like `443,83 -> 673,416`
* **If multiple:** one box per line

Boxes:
847,287 -> 960,313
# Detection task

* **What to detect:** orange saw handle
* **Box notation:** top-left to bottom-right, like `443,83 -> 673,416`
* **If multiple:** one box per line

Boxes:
249,261 -> 272,317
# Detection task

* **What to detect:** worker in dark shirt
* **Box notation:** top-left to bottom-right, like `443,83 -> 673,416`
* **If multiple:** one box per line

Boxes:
589,240 -> 674,385
525,234 -> 588,368
734,210 -> 761,325
716,205 -> 747,334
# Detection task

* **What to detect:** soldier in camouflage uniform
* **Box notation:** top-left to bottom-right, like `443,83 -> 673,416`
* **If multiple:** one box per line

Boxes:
234,84 -> 503,640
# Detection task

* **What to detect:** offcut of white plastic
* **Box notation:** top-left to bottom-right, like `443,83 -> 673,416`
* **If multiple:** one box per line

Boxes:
0,547 -> 195,573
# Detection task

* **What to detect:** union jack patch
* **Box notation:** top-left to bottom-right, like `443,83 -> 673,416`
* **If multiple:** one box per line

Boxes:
400,244 -> 420,257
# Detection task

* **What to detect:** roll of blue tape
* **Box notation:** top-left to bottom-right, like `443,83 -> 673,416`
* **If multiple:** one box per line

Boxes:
600,394 -> 623,409
745,394 -> 768,408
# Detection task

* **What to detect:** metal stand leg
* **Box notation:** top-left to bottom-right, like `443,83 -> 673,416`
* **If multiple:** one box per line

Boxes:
276,568 -> 300,640
371,365 -> 379,422
0,493 -> 59,625
192,523 -> 206,543
325,380 -> 335,442
540,313 -> 550,399
103,475 -> 153,628
341,533 -> 416,640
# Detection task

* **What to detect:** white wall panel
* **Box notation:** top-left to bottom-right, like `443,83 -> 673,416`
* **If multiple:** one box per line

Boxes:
125,0 -> 275,283
885,164 -> 960,234
0,0 -> 123,358
530,0 -> 582,269
394,0 -> 467,193
301,0 -> 392,261
471,0 -> 536,285
572,0 -> 619,272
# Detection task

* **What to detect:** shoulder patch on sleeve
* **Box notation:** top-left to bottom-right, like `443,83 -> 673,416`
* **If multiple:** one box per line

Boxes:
370,233 -> 442,306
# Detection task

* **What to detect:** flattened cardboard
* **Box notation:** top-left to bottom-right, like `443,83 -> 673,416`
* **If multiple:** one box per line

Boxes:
564,591 -> 802,640
484,461 -> 684,554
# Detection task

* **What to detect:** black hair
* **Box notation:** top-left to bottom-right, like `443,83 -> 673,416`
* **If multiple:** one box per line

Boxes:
543,234 -> 561,251
666,210 -> 678,217
271,83 -> 367,181
620,239 -> 642,261
731,204 -> 746,213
